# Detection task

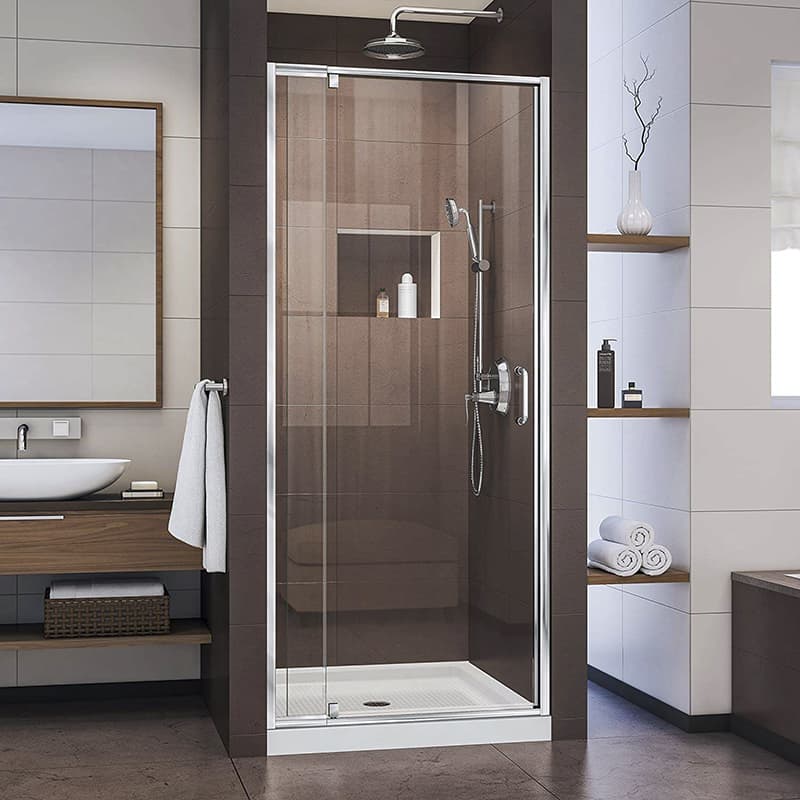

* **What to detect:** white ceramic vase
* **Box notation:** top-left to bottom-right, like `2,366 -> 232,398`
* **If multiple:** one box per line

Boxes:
617,169 -> 653,235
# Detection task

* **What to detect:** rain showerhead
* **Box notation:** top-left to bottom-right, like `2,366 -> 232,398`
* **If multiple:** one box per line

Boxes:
363,32 -> 425,60
364,6 -> 503,61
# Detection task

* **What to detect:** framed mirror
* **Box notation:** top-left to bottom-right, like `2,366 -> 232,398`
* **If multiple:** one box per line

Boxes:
0,96 -> 162,407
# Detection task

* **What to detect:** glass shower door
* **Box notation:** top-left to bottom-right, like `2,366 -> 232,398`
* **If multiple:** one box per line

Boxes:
274,72 -> 333,722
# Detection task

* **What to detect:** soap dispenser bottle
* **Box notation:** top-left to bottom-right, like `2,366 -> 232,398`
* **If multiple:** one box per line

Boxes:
597,339 -> 617,409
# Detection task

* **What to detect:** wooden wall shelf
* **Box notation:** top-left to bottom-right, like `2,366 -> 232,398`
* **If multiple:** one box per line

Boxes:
587,234 -> 690,253
587,568 -> 690,586
0,619 -> 211,651
587,408 -> 690,418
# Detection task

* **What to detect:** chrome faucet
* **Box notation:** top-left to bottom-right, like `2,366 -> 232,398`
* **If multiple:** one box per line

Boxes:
16,424 -> 28,456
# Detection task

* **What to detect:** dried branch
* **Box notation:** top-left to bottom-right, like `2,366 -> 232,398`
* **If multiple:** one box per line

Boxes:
622,54 -> 663,170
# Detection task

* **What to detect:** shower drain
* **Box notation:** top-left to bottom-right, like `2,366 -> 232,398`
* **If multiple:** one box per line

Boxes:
363,700 -> 391,708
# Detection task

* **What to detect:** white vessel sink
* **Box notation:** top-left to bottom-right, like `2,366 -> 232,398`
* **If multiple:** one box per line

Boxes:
0,458 -> 130,501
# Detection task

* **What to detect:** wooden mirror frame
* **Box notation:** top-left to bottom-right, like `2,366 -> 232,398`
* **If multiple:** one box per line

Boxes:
0,95 -> 163,408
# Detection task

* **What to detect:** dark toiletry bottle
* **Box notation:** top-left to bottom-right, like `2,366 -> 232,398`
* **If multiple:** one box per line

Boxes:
622,381 -> 643,408
597,339 -> 617,409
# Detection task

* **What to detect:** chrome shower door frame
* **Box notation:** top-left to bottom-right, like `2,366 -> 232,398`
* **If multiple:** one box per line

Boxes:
266,61 -> 551,742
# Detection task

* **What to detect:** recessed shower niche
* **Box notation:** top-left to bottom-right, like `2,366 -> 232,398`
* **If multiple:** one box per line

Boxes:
336,230 -> 440,318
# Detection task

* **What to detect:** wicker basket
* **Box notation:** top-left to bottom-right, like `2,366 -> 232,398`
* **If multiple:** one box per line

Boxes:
43,589 -> 170,639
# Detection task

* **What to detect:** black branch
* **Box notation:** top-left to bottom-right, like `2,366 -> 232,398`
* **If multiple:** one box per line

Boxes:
622,54 -> 663,170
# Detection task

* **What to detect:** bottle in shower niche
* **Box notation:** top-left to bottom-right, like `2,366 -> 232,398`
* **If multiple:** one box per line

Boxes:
376,288 -> 390,318
596,339 -> 617,409
397,273 -> 417,318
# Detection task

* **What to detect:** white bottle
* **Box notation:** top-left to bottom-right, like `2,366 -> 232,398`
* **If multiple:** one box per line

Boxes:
397,272 -> 417,318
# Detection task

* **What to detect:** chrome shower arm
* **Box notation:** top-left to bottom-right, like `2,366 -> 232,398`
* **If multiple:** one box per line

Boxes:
389,6 -> 503,35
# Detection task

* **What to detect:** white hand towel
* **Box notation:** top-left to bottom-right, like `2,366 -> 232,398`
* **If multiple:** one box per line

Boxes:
588,538 -> 643,577
599,515 -> 655,551
50,579 -> 165,599
169,380 -> 227,573
641,545 -> 672,576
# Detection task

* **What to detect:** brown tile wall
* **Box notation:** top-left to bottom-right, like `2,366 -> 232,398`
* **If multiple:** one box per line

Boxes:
275,76 -> 473,680
470,0 -> 589,739
466,82 -> 537,702
200,1 -> 586,751
201,0 -> 267,758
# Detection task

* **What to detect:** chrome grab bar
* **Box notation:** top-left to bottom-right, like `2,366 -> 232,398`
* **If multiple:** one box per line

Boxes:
514,366 -> 529,426
0,515 -> 65,521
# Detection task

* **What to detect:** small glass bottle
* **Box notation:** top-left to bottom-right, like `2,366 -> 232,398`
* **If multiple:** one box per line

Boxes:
376,288 -> 389,318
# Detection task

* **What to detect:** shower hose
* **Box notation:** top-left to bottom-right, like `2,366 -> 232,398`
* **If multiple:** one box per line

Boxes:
470,275 -> 484,497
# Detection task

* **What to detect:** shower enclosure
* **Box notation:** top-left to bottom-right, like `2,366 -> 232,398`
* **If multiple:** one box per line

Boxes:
267,63 -> 550,754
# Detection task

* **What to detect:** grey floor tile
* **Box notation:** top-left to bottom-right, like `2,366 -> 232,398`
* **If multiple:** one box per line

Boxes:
0,760 -> 248,800
497,733 -> 800,800
587,681 -> 676,739
0,698 -> 228,770
234,745 -> 556,800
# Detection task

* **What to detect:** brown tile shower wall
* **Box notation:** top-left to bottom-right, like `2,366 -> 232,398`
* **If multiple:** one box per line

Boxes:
201,0 -> 267,758
470,0 -> 588,739
275,76 -> 473,673
466,82 -> 537,702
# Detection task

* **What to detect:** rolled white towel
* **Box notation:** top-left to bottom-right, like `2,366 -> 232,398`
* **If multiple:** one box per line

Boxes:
588,539 -> 643,577
50,579 -> 165,599
641,545 -> 673,576
599,515 -> 654,551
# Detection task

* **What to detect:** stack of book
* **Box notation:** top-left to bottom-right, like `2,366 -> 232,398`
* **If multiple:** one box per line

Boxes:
121,480 -> 164,500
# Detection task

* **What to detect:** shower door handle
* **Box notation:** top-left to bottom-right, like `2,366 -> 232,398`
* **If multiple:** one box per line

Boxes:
514,366 -> 529,426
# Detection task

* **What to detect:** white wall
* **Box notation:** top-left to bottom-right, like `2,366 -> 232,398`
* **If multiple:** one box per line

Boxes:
0,0 -> 200,687
0,0 -> 200,491
587,0 -> 692,713
688,0 -> 800,716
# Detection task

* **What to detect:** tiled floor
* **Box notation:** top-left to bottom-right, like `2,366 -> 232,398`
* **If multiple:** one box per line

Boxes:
1,684 -> 799,799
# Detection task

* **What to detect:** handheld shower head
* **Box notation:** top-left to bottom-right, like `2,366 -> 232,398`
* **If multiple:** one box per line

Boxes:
445,198 -> 479,262
445,198 -> 459,228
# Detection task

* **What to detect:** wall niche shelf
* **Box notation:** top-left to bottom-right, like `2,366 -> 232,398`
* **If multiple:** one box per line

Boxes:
587,234 -> 690,253
587,408 -> 689,418
0,619 -> 211,651
587,567 -> 690,586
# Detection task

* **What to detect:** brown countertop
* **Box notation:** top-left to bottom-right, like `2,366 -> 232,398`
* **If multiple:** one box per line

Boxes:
0,493 -> 173,514
732,570 -> 800,600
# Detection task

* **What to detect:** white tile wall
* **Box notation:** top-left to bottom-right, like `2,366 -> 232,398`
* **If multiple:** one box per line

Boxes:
690,206 -> 770,309
93,200 -> 156,253
622,592 -> 690,712
588,0 -> 622,64
0,197 -> 92,250
691,104 -> 770,208
0,1 -> 14,37
622,419 -> 690,509
91,355 -> 156,402
690,612 -> 731,715
0,37 -> 14,94
622,0 -> 688,42
588,419 -> 623,499
18,40 -> 199,138
0,146 -> 92,199
0,355 -> 92,402
92,149 -> 155,202
691,309 -> 771,409
622,250 -> 689,316
0,0 -> 201,687
0,251 -> 92,303
691,510 -> 800,613
93,253 -> 156,304
587,585 -> 623,678
691,410 -> 800,512
162,318 -> 200,410
19,0 -> 200,48
0,302 -> 91,354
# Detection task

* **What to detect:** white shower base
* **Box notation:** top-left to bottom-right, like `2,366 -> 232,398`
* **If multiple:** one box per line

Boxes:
270,661 -> 550,755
